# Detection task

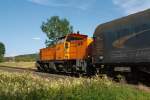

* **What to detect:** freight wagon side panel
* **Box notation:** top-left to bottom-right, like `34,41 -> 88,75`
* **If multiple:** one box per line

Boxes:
93,9 -> 150,64
104,10 -> 150,63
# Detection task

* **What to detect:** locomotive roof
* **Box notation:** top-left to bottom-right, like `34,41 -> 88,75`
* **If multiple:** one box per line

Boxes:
58,33 -> 88,39
68,33 -> 88,38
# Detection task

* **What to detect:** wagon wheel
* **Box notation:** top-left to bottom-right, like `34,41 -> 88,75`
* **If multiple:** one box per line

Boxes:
86,65 -> 96,76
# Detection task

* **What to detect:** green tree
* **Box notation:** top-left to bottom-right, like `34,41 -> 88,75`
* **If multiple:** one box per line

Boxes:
41,16 -> 73,47
0,42 -> 5,62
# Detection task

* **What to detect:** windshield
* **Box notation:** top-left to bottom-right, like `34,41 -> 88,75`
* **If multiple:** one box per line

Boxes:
66,36 -> 83,42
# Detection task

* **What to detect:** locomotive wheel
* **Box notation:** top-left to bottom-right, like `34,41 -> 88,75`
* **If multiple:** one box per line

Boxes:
72,65 -> 77,74
49,62 -> 58,73
57,64 -> 64,72
43,64 -> 49,72
36,62 -> 43,72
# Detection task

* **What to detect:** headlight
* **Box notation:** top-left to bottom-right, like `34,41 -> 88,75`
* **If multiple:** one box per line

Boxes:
99,56 -> 104,60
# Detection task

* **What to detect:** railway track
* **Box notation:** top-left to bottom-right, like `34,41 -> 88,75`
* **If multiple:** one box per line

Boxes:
0,66 -> 70,79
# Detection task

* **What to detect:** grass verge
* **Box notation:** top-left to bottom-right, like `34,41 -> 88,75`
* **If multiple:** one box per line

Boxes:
0,71 -> 149,100
0,62 -> 35,69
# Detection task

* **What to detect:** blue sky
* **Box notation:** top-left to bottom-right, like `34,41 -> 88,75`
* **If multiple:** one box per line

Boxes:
0,0 -> 150,57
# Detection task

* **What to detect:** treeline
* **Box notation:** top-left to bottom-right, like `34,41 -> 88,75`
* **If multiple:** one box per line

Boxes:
5,54 -> 39,62
0,42 -> 5,62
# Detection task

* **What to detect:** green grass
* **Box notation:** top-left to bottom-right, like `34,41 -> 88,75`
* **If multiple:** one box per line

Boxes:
0,62 -> 35,69
0,72 -> 149,100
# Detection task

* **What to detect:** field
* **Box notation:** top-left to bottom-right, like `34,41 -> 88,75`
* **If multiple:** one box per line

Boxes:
5,54 -> 38,62
0,71 -> 149,100
0,62 -> 35,69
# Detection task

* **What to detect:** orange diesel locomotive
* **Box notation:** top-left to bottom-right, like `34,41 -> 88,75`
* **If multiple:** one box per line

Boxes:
36,33 -> 94,74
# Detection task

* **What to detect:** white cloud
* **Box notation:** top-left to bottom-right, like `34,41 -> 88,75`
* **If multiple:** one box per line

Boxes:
32,37 -> 41,40
113,0 -> 150,14
28,0 -> 96,10
28,0 -> 49,5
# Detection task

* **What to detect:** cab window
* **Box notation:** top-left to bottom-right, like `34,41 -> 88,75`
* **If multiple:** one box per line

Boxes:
66,36 -> 83,42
